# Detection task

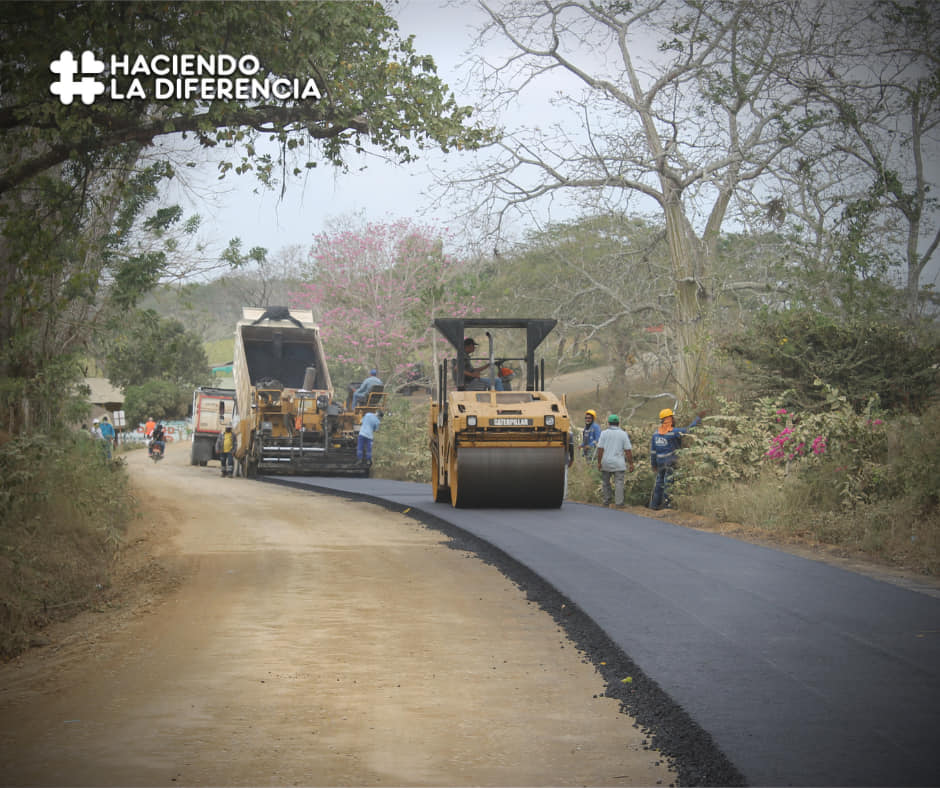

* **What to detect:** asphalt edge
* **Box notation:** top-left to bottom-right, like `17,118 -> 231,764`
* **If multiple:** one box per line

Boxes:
261,475 -> 747,787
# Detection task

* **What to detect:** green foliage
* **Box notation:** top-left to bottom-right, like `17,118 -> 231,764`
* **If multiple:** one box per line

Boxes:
104,309 -> 210,390
123,380 -> 193,426
371,396 -> 429,482
724,309 -> 940,412
0,1 -> 488,434
477,214 -> 672,374
0,348 -> 91,434
669,388 -> 940,573
0,1 -> 487,195
0,431 -> 134,659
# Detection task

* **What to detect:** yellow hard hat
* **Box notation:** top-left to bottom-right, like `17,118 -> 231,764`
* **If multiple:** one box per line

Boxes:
659,408 -> 674,420
585,409 -> 597,418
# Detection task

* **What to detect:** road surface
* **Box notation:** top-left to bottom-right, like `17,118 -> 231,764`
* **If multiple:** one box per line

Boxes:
273,473 -> 940,787
0,443 -> 674,786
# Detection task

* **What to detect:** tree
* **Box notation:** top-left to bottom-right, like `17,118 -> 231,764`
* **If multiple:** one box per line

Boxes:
291,218 -> 480,386
0,1 -> 487,432
770,0 -> 940,317
452,0 -> 928,403
104,310 -> 210,390
0,2 -> 486,195
725,308 -> 940,413
484,214 -> 672,379
122,379 -> 192,427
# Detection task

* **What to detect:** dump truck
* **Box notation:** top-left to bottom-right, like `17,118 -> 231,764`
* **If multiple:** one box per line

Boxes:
231,306 -> 365,478
189,386 -> 236,466
429,318 -> 572,508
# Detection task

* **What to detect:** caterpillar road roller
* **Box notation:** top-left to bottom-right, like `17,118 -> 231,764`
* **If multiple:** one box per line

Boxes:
429,318 -> 572,508
231,307 -> 366,478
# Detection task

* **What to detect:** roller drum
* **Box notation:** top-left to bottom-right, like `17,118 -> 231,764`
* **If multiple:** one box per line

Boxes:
452,447 -> 565,508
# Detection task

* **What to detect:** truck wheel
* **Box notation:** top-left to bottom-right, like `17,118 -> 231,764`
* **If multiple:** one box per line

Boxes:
190,436 -> 213,466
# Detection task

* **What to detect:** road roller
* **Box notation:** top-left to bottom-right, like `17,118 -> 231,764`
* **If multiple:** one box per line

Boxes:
429,318 -> 572,508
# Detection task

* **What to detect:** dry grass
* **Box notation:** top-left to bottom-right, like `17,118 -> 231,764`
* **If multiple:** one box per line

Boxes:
0,433 -> 135,659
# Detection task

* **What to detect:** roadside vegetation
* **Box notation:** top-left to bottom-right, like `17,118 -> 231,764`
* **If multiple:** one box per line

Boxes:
0,434 -> 135,660
2,1 -> 938,659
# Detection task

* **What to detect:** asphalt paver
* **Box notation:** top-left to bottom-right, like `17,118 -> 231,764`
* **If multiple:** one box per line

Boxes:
266,475 -> 940,787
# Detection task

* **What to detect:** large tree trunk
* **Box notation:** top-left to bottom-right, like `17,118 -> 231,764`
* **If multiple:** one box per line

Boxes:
663,192 -> 709,404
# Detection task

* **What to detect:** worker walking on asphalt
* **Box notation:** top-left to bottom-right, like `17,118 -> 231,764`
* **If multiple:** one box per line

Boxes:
357,409 -> 382,465
649,408 -> 701,510
596,414 -> 635,508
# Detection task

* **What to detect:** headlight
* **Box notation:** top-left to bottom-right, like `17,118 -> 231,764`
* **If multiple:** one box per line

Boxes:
545,415 -> 555,427
467,415 -> 478,427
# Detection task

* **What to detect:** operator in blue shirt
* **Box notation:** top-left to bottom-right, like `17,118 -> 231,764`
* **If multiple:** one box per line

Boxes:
353,369 -> 383,407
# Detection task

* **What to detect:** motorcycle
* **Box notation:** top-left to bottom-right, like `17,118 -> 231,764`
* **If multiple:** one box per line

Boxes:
149,439 -> 165,462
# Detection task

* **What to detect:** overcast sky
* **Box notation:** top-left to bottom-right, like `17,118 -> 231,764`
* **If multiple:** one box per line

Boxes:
167,0 -> 495,261
162,0 -> 937,287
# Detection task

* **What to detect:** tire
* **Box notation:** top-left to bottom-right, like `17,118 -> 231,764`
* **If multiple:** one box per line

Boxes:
190,436 -> 213,467
431,457 -> 450,503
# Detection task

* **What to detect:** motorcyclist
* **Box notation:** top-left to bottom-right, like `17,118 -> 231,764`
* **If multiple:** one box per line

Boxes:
150,422 -> 166,457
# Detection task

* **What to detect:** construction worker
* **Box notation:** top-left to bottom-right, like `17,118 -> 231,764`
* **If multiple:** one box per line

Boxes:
357,409 -> 382,465
353,369 -> 383,407
596,414 -> 635,507
580,409 -> 601,458
215,425 -> 237,477
98,415 -> 116,460
649,408 -> 702,510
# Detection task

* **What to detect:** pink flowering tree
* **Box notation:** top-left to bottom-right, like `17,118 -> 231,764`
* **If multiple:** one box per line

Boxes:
291,218 -> 480,390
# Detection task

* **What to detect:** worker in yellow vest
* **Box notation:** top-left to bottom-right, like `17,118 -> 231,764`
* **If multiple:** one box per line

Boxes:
215,425 -> 238,477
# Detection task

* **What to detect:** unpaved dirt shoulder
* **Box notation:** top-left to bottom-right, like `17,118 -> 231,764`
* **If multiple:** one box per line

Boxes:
0,442 -> 675,787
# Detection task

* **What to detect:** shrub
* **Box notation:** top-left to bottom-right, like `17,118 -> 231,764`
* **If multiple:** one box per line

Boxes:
674,389 -> 940,574
0,431 -> 135,659
371,395 -> 430,482
725,309 -> 939,413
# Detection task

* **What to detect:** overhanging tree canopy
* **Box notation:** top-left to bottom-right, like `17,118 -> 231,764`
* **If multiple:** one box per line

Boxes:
0,1 -> 487,193
0,1 -> 488,433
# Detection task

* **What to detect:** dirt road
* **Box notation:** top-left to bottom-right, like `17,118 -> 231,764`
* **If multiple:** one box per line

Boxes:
0,441 -> 674,786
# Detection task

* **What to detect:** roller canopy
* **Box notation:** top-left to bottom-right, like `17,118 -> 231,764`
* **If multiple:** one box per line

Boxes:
435,318 -> 557,393
434,318 -> 557,354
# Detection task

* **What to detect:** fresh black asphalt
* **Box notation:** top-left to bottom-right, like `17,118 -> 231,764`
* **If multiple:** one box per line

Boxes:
264,475 -> 940,787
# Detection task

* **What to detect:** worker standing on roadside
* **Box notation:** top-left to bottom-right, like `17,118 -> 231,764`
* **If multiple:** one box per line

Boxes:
215,425 -> 237,477
357,409 -> 382,465
596,414 -> 634,508
580,409 -> 601,459
144,416 -> 156,438
649,409 -> 702,510
98,415 -> 116,460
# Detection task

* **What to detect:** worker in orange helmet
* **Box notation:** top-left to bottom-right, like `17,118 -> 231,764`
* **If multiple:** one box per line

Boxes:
649,408 -> 702,510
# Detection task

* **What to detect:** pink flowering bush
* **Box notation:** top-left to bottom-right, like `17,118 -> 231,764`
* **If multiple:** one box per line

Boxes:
663,388 -> 937,573
677,382 -> 889,499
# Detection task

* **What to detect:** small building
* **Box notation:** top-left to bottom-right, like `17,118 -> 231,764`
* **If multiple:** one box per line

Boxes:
84,377 -> 124,424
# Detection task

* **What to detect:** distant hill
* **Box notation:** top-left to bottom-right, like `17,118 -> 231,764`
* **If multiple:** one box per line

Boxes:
140,274 -> 303,344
